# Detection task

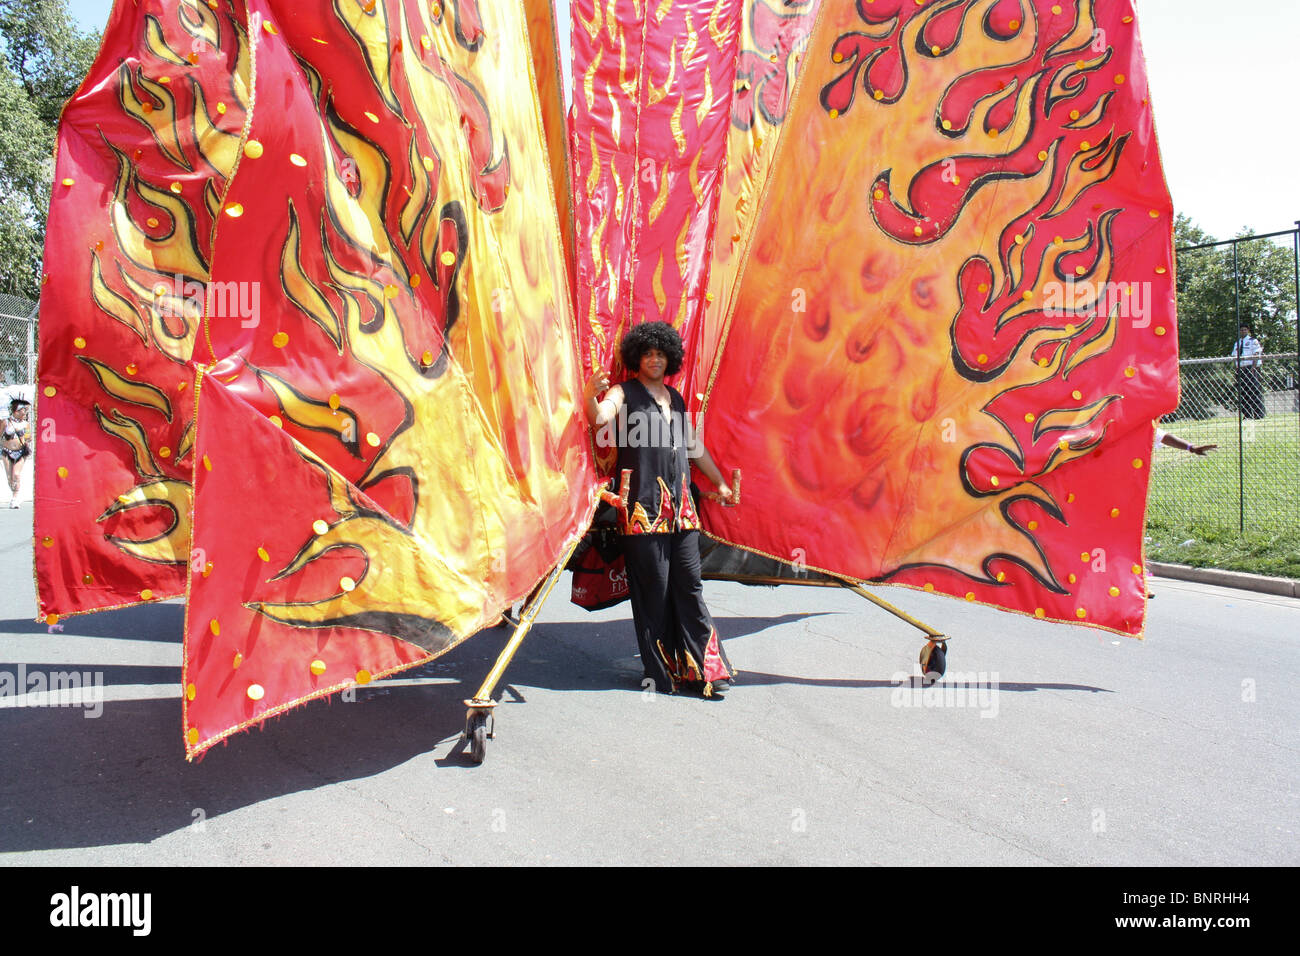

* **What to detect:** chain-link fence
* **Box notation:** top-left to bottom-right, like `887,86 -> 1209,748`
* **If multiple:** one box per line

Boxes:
1148,224 -> 1300,539
1150,352 -> 1300,534
0,292 -> 37,387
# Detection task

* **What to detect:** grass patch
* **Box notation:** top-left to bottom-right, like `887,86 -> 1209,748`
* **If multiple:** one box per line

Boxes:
1144,519 -> 1300,579
1146,413 -> 1300,577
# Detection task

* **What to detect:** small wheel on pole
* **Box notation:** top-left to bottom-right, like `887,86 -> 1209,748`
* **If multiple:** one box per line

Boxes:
919,640 -> 947,685
467,710 -> 489,764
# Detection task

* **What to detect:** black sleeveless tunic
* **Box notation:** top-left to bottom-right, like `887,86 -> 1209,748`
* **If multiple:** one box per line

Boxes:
604,380 -> 730,693
612,379 -> 700,535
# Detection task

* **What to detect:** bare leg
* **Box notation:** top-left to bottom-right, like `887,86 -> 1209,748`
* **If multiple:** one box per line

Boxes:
4,456 -> 16,506
11,455 -> 26,505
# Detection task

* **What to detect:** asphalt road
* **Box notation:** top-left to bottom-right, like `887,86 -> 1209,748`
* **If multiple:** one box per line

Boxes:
1,504 -> 1296,866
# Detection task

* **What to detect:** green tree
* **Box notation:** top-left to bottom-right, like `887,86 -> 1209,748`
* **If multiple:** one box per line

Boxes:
0,0 -> 99,298
0,0 -> 99,123
1173,214 -> 1299,359
0,63 -> 51,297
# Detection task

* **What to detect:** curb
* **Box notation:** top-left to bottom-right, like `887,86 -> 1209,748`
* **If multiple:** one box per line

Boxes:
1148,561 -> 1300,598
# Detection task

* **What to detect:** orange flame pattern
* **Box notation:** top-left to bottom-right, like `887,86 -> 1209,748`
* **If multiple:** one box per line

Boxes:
38,0 -> 597,757
36,0 -> 251,612
37,0 -> 1182,761
570,0 -> 745,386
700,0 -> 1179,635
686,0 -> 822,410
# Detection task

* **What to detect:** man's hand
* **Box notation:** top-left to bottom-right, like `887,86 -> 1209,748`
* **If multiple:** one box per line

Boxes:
1190,443 -> 1217,456
584,369 -> 610,401
584,370 -> 619,428
705,474 -> 738,507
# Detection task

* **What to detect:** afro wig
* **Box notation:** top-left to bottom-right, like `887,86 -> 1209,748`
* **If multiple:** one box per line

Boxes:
620,320 -> 685,377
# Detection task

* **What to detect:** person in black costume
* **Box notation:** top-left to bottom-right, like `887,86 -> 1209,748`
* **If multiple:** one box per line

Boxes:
583,322 -> 737,698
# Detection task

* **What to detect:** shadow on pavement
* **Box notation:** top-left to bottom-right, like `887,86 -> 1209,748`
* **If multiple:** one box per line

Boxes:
0,609 -> 1108,852
0,603 -> 185,642
0,618 -> 616,852
731,670 -> 1113,693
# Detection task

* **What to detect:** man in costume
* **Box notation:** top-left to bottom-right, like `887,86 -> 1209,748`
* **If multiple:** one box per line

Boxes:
583,322 -> 737,697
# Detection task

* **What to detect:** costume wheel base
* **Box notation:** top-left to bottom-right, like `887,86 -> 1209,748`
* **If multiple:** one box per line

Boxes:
469,716 -> 488,764
919,641 -> 947,686
462,700 -> 496,765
